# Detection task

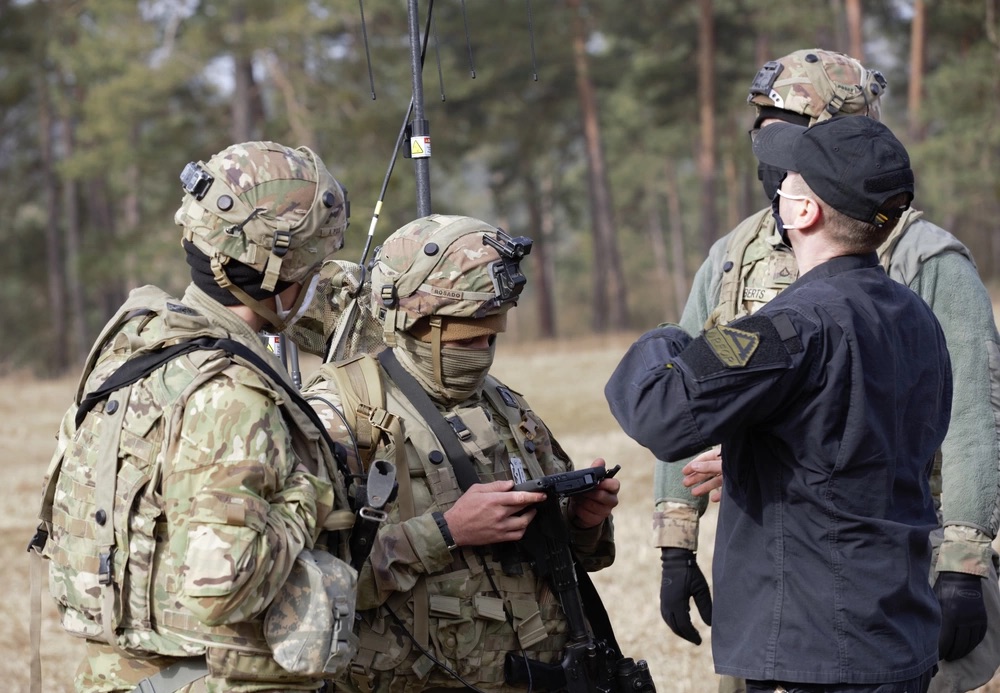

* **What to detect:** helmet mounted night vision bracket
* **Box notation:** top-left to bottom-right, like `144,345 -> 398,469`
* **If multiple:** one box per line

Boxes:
483,229 -> 532,309
747,61 -> 783,102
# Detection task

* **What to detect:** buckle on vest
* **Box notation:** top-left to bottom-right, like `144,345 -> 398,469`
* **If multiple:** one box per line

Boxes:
358,507 -> 388,523
447,415 -> 473,441
365,406 -> 396,433
98,551 -> 114,585
26,525 -> 48,553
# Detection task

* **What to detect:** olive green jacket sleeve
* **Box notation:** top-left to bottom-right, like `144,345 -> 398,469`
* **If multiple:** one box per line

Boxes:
651,238 -> 731,548
894,226 -> 1000,575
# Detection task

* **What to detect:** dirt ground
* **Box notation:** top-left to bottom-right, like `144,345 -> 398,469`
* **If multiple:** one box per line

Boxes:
2,335 -> 997,692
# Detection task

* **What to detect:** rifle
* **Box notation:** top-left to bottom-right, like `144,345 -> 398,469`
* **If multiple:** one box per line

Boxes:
506,465 -> 656,693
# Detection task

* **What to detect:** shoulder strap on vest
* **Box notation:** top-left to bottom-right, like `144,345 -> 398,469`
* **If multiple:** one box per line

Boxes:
712,210 -> 772,328
376,349 -> 479,491
321,355 -> 388,472
75,335 -> 347,479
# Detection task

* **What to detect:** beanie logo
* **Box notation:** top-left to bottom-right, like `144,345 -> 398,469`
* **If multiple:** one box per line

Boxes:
705,325 -> 760,368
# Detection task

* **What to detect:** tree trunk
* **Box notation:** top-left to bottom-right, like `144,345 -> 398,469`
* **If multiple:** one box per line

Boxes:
38,72 -> 68,374
845,0 -> 864,61
536,171 -> 558,339
568,0 -> 628,331
908,0 -> 926,142
60,86 -> 88,364
230,6 -> 264,143
723,148 -> 740,232
264,53 -> 314,147
664,164 -> 688,323
697,0 -> 717,257
645,189 -> 673,322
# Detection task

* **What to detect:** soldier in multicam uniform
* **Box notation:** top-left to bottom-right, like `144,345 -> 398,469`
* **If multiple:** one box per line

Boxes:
35,141 -> 354,692
653,49 -> 1000,693
302,214 -> 620,692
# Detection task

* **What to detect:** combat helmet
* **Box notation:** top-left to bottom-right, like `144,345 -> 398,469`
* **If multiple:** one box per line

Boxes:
747,48 -> 887,125
370,214 -> 532,348
175,141 -> 349,328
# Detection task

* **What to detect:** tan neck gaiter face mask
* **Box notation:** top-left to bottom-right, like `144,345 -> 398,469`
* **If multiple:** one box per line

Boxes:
394,331 -> 496,404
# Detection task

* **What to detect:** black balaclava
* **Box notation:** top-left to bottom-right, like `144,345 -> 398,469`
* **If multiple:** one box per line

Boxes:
184,239 -> 292,306
768,172 -> 793,248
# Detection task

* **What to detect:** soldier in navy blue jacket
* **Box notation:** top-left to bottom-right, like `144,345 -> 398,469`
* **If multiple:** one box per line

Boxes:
605,117 -> 952,693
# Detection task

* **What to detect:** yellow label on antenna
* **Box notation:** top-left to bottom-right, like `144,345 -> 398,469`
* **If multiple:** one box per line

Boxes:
410,136 -> 431,158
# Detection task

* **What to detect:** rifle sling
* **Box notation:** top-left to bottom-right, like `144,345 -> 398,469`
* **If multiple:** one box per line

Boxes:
376,349 -> 480,491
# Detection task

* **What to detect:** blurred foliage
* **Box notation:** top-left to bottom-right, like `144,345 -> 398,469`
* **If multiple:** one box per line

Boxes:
1,0 -> 997,374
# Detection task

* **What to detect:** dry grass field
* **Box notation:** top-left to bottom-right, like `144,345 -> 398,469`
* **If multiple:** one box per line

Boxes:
2,334 -> 998,692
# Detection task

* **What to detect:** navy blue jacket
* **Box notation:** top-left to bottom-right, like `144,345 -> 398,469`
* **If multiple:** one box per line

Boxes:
606,253 -> 951,684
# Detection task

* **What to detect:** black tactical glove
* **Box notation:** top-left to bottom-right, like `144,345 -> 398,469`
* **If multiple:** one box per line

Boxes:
934,571 -> 988,661
660,547 -> 713,645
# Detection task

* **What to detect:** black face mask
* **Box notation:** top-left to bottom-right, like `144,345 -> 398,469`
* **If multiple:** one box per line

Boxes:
758,162 -> 787,204
768,172 -> 791,247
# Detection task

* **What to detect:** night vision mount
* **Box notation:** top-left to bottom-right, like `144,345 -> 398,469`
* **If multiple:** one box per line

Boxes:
483,228 -> 532,308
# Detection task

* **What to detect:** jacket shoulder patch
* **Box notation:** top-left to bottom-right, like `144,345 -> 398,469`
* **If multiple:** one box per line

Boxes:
704,325 -> 760,367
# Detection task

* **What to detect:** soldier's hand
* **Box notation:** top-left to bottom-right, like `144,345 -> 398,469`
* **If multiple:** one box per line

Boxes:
682,447 -> 723,502
569,458 -> 620,529
935,571 -> 988,661
443,481 -> 545,548
660,547 -> 713,645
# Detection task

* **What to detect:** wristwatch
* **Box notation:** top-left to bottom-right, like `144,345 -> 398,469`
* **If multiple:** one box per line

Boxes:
432,511 -> 458,550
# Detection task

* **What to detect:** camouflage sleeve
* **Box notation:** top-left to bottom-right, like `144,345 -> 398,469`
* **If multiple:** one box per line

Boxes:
652,500 -> 702,551
937,525 -> 995,577
908,251 -> 1000,560
165,364 -> 333,627
359,514 -> 457,610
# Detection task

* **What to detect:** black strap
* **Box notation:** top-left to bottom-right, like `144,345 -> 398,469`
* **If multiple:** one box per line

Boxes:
76,340 -> 208,427
575,559 -> 621,655
75,336 -> 349,479
377,349 -> 480,491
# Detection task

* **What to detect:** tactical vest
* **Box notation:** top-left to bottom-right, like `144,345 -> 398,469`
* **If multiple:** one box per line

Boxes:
304,356 -> 572,689
706,207 -> 969,329
35,285 -> 352,681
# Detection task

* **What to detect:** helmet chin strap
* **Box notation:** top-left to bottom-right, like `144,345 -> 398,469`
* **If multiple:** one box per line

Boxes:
211,253 -> 318,332
429,316 -> 444,390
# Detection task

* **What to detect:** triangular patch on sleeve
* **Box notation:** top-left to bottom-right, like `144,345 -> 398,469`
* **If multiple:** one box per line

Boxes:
704,325 -> 760,367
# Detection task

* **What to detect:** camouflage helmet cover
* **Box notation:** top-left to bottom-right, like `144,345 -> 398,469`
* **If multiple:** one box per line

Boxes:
747,49 -> 887,124
175,141 -> 349,291
370,214 -> 532,341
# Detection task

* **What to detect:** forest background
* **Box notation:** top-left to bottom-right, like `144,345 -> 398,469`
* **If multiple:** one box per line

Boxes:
1,0 -> 998,375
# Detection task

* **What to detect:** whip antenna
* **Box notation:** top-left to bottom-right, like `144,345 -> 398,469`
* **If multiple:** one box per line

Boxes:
357,1 -> 435,275
432,10 -> 446,101
461,0 -> 476,78
526,0 -> 538,81
358,0 -> 376,99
